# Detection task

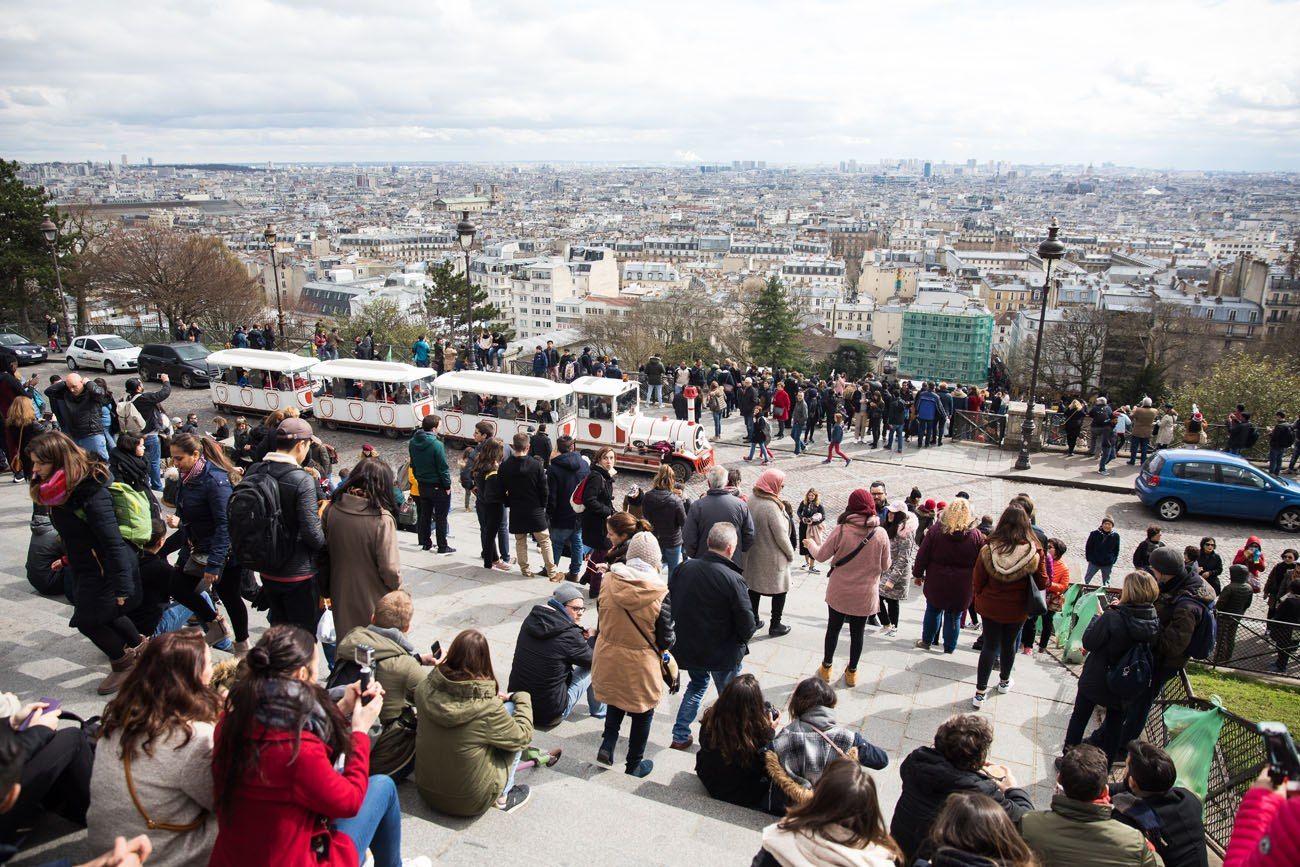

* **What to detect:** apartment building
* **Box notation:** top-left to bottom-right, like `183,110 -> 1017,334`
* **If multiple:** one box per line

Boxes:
898,302 -> 995,385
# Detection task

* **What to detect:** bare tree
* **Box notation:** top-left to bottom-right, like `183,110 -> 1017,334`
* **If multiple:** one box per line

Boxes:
85,225 -> 262,334
1044,307 -> 1107,394
578,286 -> 727,368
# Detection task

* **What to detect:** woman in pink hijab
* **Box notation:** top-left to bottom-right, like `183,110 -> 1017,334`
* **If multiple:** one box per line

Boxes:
745,468 -> 797,636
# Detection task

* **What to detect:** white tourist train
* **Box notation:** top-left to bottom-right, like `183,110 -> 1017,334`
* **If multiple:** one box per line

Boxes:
309,359 -> 438,437
206,349 -> 318,416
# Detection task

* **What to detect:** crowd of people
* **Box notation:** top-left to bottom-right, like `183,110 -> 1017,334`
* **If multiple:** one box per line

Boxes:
4,336 -> 1300,865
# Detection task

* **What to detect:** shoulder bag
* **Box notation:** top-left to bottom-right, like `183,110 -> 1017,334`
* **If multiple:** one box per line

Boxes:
124,751 -> 205,833
1025,544 -> 1048,617
827,526 -> 882,577
622,606 -> 679,694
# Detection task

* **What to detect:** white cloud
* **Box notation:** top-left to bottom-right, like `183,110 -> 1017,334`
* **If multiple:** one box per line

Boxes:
1,0 -> 1298,168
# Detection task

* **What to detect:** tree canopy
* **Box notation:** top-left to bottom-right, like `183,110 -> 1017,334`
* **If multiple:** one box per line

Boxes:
423,261 -> 502,345
746,277 -> 806,370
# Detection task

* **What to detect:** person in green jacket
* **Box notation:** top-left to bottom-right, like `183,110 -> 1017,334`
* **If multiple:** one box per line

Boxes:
409,415 -> 453,553
414,629 -> 545,815
1021,744 -> 1163,867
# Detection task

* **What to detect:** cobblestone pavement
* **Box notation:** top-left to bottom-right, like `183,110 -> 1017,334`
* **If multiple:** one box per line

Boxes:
2,359 -> 1278,862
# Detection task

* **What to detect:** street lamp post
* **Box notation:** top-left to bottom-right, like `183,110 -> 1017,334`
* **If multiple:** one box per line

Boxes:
456,210 -> 477,364
1014,218 -> 1067,471
264,223 -> 285,338
39,214 -> 72,348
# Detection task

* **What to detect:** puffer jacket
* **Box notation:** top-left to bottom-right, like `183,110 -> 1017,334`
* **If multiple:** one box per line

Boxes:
591,560 -> 674,713
1154,568 -> 1216,670
913,527 -> 985,612
641,488 -> 687,549
176,459 -> 233,573
507,600 -> 594,726
1078,603 -> 1159,707
414,667 -> 533,817
1223,786 -> 1299,867
972,540 -> 1049,625
242,456 -> 325,582
889,745 -> 1034,861
49,473 -> 140,628
44,379 -> 111,438
545,450 -> 588,530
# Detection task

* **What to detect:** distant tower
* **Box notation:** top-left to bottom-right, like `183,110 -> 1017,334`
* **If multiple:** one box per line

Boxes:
923,161 -> 932,178
121,153 -> 128,167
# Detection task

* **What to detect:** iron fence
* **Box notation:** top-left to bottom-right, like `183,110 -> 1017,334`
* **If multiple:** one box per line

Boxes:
1206,611 -> 1298,679
949,409 -> 1007,446
1204,422 -> 1272,463
1143,671 -> 1267,856
1043,411 -> 1092,452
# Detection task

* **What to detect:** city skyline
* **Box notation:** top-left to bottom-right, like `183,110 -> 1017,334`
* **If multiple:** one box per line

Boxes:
2,0 -> 1298,170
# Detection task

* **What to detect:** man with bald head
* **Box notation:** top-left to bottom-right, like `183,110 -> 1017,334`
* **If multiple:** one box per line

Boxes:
44,372 -> 113,459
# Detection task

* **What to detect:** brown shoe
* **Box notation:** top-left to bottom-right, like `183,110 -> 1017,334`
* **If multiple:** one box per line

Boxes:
816,663 -> 833,683
845,669 -> 858,688
670,736 -> 694,750
519,568 -> 534,578
547,570 -> 563,583
97,644 -> 142,695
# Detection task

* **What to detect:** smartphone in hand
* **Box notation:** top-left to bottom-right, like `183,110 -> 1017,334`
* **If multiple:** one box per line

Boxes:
18,698 -> 61,731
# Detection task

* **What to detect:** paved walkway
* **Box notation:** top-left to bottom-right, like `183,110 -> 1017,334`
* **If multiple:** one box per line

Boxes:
1,467 -> 1080,865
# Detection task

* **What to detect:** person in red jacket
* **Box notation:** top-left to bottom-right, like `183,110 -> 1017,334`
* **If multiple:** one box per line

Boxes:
210,624 -> 431,867
1225,770 -> 1300,867
770,386 -> 792,440
1233,536 -> 1268,592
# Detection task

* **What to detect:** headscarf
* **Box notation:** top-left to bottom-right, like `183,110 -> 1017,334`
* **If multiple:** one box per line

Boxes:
846,488 -> 876,516
752,468 -> 785,499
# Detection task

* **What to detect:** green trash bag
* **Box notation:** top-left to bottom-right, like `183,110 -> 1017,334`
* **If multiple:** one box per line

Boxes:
1061,589 -> 1107,663
1163,698 -> 1225,803
1052,583 -> 1085,641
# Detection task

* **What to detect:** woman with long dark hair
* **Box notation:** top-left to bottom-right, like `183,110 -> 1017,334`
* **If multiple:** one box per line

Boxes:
472,437 -> 510,571
916,791 -> 1039,866
323,457 -> 401,638
88,629 -> 221,866
109,431 -> 151,493
415,629 -> 540,815
695,673 -> 777,810
5,394 -> 44,483
209,624 -> 426,867
166,433 -> 244,654
971,505 -> 1049,709
27,431 -> 144,694
751,759 -> 902,867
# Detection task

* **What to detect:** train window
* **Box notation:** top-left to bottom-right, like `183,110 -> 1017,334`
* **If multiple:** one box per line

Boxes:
616,388 -> 637,415
393,383 -> 411,404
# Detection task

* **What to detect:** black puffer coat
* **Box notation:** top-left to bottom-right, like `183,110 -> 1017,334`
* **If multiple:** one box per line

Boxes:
506,600 -> 593,726
48,473 -> 140,627
1078,602 -> 1159,707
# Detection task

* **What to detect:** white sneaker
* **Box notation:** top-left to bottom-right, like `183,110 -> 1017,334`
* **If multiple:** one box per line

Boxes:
998,678 -> 1014,694
403,858 -> 434,867
972,692 -> 986,709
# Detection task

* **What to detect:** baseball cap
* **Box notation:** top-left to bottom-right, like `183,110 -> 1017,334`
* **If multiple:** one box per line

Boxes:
276,418 -> 314,441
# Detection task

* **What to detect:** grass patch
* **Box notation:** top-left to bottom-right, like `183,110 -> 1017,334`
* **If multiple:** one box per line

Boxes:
1186,665 -> 1300,732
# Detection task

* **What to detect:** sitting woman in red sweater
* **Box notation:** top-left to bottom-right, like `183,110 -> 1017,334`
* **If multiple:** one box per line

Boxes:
210,624 -> 430,867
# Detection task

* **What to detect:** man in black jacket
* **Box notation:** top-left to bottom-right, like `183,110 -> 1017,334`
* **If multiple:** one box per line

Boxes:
507,584 -> 605,727
546,436 -> 589,581
122,374 -> 171,491
1109,741 -> 1208,867
43,373 -> 112,459
498,431 -> 558,579
736,377 -> 758,441
239,417 -> 326,633
668,523 -> 755,750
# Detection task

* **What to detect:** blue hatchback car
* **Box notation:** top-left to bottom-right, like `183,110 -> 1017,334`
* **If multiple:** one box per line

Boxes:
1135,449 -> 1300,533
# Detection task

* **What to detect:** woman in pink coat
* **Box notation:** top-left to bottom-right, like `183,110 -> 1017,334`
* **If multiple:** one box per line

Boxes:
806,489 -> 890,688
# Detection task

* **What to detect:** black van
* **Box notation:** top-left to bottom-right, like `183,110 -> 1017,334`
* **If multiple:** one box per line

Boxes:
137,342 -> 218,388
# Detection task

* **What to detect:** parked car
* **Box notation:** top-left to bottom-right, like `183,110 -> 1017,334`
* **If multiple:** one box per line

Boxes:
138,342 -> 218,388
1136,448 -> 1300,532
0,332 -> 48,366
65,334 -> 140,374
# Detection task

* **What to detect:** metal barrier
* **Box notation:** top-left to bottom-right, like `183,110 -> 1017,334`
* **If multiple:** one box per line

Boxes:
1206,611 -> 1298,679
1043,412 -> 1092,452
1143,672 -> 1267,856
949,409 -> 1007,446
1204,422 -> 1271,463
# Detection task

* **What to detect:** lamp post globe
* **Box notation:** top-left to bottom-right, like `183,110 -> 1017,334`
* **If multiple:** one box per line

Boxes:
39,214 -> 72,347
456,210 -> 477,359
1014,218 -> 1065,471
264,223 -> 285,338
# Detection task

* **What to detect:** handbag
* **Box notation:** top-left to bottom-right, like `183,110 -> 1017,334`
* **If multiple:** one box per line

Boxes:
182,551 -> 209,582
1026,575 -> 1049,617
124,751 -> 205,833
621,606 -> 679,694
827,529 -> 879,578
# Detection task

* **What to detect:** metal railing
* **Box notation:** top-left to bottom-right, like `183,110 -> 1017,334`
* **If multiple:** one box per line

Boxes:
1043,412 -> 1092,452
949,409 -> 1007,446
1206,611 -> 1298,679
1143,672 -> 1267,856
1204,422 -> 1271,463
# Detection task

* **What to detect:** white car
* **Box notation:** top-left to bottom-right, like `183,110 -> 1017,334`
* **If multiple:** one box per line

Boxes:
66,334 -> 141,374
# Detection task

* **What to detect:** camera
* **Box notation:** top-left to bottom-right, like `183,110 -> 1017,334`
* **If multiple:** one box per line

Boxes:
355,644 -> 374,705
1260,722 -> 1300,789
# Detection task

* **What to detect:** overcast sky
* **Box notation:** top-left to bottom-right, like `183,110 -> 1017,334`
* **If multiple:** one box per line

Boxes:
2,0 -> 1298,170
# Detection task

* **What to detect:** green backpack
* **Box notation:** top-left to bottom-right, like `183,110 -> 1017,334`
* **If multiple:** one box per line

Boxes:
77,482 -> 153,549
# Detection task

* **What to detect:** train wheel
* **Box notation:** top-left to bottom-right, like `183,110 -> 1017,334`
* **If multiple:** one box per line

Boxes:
322,419 -> 339,431
668,459 -> 693,484
384,427 -> 401,439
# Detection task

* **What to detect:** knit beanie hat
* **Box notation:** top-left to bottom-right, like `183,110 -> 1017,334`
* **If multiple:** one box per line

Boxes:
847,489 -> 876,516
552,583 -> 584,605
1149,546 -> 1185,578
625,531 -> 663,571
1229,564 -> 1250,584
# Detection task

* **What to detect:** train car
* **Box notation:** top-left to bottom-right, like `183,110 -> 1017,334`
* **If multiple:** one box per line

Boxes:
310,359 -> 438,437
569,376 -> 714,481
207,349 -> 317,416
430,370 -> 576,444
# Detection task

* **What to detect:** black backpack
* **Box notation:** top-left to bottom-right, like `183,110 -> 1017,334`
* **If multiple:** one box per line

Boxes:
1180,596 -> 1218,661
227,462 -> 299,574
1245,425 -> 1261,448
1106,640 -> 1155,701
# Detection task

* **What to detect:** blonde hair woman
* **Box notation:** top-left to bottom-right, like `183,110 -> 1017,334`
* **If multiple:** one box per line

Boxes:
1062,571 -> 1160,761
910,497 -> 984,654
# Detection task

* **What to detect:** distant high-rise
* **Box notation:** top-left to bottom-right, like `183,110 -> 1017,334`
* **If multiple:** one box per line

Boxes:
121,153 -> 128,167
923,161 -> 932,178
147,157 -> 153,167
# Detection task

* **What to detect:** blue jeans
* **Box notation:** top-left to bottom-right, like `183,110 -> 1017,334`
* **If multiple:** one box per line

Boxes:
75,433 -> 109,461
886,424 -> 904,452
672,666 -> 740,743
1083,562 -> 1113,586
143,434 -> 162,491
1270,448 -> 1284,475
663,544 -> 682,576
791,423 -> 805,454
647,384 -> 663,403
919,418 -> 936,445
1128,437 -> 1150,465
747,440 -> 771,461
1098,441 -> 1116,472
921,602 -> 961,652
335,775 -> 402,867
563,667 -> 605,721
712,411 -> 723,439
501,701 -> 523,796
550,526 -> 585,577
743,415 -> 754,441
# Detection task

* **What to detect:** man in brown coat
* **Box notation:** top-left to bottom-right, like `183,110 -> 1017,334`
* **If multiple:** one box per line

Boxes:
1129,397 -> 1159,466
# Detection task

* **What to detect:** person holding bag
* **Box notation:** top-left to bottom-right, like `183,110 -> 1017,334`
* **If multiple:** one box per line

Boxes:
971,504 -> 1050,709
806,489 -> 891,687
